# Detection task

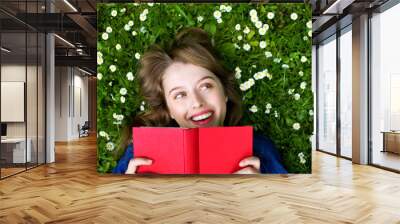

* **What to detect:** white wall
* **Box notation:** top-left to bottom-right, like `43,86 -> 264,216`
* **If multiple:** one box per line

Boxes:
54,67 -> 89,141
312,45 -> 316,151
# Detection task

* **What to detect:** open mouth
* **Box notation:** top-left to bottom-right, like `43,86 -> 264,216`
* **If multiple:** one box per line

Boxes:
190,111 -> 214,126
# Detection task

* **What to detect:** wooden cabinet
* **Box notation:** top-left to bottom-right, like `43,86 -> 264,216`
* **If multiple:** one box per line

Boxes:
382,132 -> 400,154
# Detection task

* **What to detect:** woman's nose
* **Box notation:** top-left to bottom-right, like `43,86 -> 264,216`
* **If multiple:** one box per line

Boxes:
191,92 -> 204,109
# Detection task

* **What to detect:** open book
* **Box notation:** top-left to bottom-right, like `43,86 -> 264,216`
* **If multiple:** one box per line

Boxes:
132,126 -> 253,174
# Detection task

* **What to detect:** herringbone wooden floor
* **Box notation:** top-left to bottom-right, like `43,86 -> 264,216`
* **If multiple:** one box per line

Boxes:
1,135 -> 400,223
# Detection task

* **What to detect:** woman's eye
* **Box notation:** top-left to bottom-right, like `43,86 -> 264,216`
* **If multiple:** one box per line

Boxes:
200,83 -> 212,90
174,93 -> 185,100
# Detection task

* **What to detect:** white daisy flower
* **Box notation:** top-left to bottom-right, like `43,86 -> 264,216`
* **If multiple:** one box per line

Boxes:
282,64 -> 289,69
300,82 -> 307,89
288,89 -> 295,95
213,10 -> 222,19
307,20 -> 312,29
235,67 -> 241,79
111,10 -> 117,17
226,6 -> 232,12
101,32 -> 109,40
148,3 -> 154,7
266,103 -> 272,109
120,96 -> 125,103
258,28 -> 267,35
309,110 -> 314,116
249,9 -> 257,18
262,24 -> 269,31
251,15 -> 259,23
248,78 -> 255,86
255,21 -> 262,29
267,12 -> 275,19
197,16 -> 204,22
249,105 -> 258,113
265,51 -> 272,58
299,71 -> 304,76
140,105 -> 145,111
237,35 -> 243,40
266,72 -> 272,80
115,114 -> 124,121
243,26 -> 250,34
106,142 -> 115,151
132,31 -> 137,36
109,82 -> 113,86
235,73 -> 241,79
243,43 -> 251,51
301,56 -> 307,63
126,72 -> 134,81
128,20 -> 134,26
290,13 -> 298,20
97,73 -> 102,80
97,57 -> 103,65
274,111 -> 279,118
308,30 -> 312,37
303,36 -> 308,41
273,58 -> 281,63
99,131 -> 108,137
259,41 -> 266,49
106,26 -> 112,33
120,8 -> 126,13
294,93 -> 300,100
109,65 -> 116,72
135,53 -> 141,60
143,9 -> 149,15
293,122 -> 300,130
217,18 -> 223,24
115,44 -> 121,50
139,14 -> 147,21
120,88 -> 127,95
235,24 -> 241,31
124,24 -> 131,31
298,152 -> 306,164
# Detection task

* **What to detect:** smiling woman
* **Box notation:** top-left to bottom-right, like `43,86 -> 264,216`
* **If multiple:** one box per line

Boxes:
97,3 -> 312,174
112,28 -> 288,175
136,28 -> 241,128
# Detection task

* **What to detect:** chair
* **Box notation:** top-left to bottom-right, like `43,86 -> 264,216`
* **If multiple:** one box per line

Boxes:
78,121 -> 90,138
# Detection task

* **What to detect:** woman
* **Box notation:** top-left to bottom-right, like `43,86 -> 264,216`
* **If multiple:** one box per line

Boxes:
113,28 -> 287,174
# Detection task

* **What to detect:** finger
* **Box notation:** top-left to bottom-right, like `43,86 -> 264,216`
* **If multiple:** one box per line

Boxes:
131,158 -> 153,167
125,158 -> 152,174
234,167 -> 259,174
239,156 -> 260,170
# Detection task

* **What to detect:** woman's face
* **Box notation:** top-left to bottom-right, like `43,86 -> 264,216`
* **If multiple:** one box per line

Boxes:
162,62 -> 227,128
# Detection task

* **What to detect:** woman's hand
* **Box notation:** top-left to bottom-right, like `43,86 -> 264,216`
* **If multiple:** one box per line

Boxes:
234,156 -> 261,174
125,157 -> 153,174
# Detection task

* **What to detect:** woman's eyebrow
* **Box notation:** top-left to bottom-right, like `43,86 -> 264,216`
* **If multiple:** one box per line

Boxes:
197,76 -> 216,83
168,86 -> 183,96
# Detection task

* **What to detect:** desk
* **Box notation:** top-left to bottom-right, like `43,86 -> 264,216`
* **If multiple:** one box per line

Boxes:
382,131 -> 400,154
1,138 -> 31,163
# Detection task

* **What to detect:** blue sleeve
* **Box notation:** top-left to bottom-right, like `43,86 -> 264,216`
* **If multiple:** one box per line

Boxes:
253,133 -> 288,174
112,144 -> 134,174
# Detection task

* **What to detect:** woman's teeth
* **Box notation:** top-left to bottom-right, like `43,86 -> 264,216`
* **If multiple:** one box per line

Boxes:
192,112 -> 212,121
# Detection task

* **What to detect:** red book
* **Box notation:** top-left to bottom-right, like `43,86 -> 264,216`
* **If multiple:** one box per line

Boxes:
133,126 -> 253,174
